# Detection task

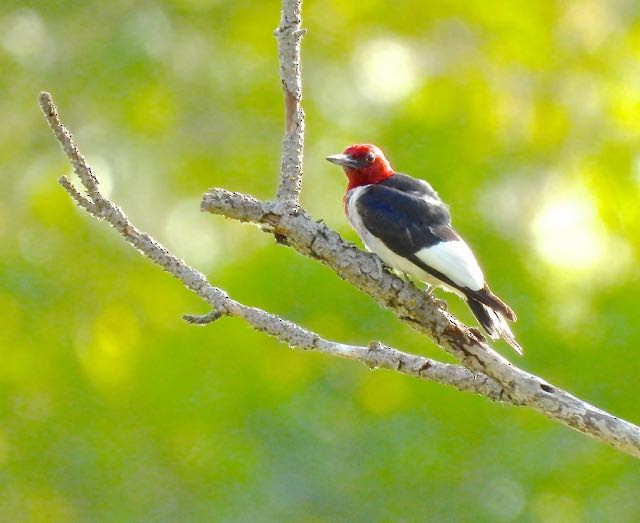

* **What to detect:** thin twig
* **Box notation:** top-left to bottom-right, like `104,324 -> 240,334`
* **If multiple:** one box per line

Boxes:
184,310 -> 224,325
58,176 -> 97,213
40,92 -> 102,204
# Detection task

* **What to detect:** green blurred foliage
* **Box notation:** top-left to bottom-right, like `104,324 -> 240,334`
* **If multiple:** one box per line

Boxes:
2,0 -> 640,521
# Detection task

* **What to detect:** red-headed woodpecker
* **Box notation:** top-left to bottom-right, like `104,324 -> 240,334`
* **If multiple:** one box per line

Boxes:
326,144 -> 522,354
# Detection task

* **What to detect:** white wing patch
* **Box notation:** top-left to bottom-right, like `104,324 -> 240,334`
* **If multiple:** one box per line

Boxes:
415,240 -> 484,291
347,185 -> 484,292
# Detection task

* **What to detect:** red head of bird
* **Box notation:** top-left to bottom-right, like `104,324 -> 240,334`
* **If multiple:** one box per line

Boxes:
326,144 -> 395,190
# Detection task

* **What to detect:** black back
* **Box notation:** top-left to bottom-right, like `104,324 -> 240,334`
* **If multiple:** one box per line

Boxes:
380,173 -> 439,199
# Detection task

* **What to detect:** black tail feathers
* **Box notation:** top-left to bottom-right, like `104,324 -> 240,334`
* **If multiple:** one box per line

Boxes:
467,285 -> 517,321
467,297 -> 522,355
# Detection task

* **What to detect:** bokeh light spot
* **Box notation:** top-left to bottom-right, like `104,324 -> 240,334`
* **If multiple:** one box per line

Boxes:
1,9 -> 48,64
479,476 -> 527,522
164,198 -> 221,270
352,37 -> 419,105
559,0 -> 620,51
128,7 -> 173,59
531,183 -> 631,280
532,193 -> 604,270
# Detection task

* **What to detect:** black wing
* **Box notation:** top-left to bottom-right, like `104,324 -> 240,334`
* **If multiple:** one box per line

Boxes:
355,183 -> 454,256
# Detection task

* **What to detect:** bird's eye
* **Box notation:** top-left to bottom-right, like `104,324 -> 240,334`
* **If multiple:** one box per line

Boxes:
365,152 -> 376,163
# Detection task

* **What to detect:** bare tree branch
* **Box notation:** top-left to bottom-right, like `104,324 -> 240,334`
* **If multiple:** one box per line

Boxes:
38,0 -> 640,460
274,0 -> 305,208
38,91 -> 504,402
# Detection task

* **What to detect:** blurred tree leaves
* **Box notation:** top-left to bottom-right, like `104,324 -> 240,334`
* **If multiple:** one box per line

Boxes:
2,0 -> 640,521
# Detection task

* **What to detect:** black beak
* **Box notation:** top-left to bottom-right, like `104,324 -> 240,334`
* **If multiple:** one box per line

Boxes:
326,153 -> 360,169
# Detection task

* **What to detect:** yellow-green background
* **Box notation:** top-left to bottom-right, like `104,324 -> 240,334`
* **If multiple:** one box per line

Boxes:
2,0 -> 640,521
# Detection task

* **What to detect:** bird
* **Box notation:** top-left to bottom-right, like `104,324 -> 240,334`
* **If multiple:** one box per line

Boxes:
326,143 -> 522,354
